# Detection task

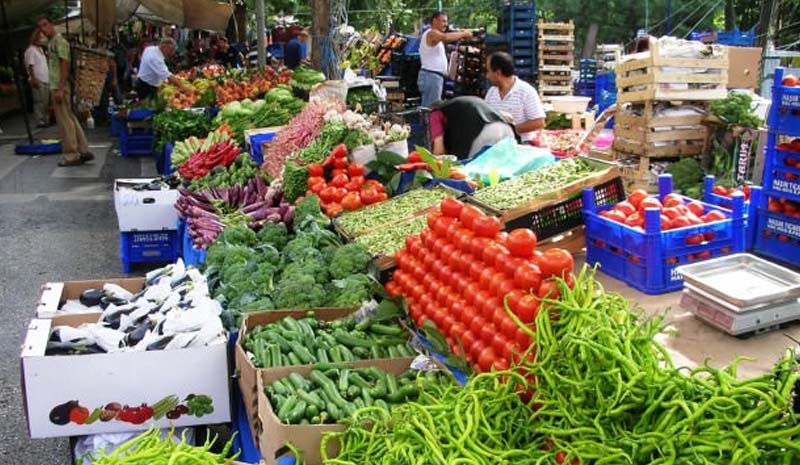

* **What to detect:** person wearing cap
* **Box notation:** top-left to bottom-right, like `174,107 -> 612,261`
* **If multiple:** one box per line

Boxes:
284,29 -> 310,70
135,37 -> 191,100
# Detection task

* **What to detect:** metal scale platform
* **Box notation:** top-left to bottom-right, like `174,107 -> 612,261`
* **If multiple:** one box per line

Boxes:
677,254 -> 800,337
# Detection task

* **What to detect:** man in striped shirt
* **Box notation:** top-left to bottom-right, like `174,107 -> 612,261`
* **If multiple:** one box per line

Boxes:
484,52 -> 545,142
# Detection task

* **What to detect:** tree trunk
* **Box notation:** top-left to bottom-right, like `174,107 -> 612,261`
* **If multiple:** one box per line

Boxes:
724,0 -> 736,31
311,0 -> 331,70
234,3 -> 247,44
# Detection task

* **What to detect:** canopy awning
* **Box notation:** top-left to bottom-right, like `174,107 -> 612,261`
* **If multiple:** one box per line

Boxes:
82,0 -> 233,34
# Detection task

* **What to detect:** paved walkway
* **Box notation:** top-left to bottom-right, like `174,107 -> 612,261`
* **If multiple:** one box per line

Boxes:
0,110 -> 158,464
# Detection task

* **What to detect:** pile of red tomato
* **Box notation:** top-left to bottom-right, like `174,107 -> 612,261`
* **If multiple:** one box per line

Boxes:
782,75 -> 800,87
305,144 -> 388,217
598,189 -> 729,238
767,197 -> 800,219
385,197 -> 574,373
777,139 -> 800,154
712,185 -> 753,202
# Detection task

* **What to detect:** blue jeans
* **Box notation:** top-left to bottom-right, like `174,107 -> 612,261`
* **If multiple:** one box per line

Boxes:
417,70 -> 443,107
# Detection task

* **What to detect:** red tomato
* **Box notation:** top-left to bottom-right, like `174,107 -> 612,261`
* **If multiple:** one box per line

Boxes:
696,251 -> 712,260
482,244 -> 508,268
319,186 -> 336,203
470,237 -> 493,258
445,222 -> 463,243
333,156 -> 349,169
479,268 -> 496,290
534,249 -> 574,279
344,176 -> 365,191
347,163 -> 365,177
459,205 -> 484,230
624,212 -> 644,228
460,330 -> 477,354
341,191 -> 362,211
482,297 -> 501,320
639,197 -> 663,213
470,316 -> 488,338
440,314 -> 456,335
514,263 -> 542,292
331,168 -> 348,179
685,234 -> 704,245
513,295 -> 540,324
469,260 -> 484,281
331,187 -> 347,203
615,201 -> 636,217
456,229 -> 475,253
307,176 -> 326,187
473,216 -> 503,238
491,333 -> 511,359
479,323 -> 498,344
360,188 -> 381,205
702,210 -> 727,223
783,75 -> 799,87
604,209 -> 628,223
463,282 -> 479,304
663,193 -> 684,208
515,328 -> 532,348
441,197 -> 465,218
434,216 -> 457,238
427,210 -> 442,230
324,202 -> 342,217
685,213 -> 704,225
495,279 -> 517,300
704,231 -> 716,241
460,306 -> 478,327
498,256 -> 526,280
627,189 -> 649,209
495,231 -> 509,249
662,207 -> 681,220
660,215 -> 672,231
670,216 -> 691,229
309,182 -> 325,194
687,201 -> 705,217
538,280 -> 560,300
307,163 -> 324,177
406,235 -> 422,254
500,316 -> 518,337
492,305 -> 510,328
477,346 -> 497,372
505,229 -> 538,257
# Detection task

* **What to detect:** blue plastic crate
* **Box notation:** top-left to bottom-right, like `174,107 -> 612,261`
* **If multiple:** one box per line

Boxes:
156,143 -> 174,175
769,69 -> 800,138
753,208 -> 800,266
510,29 -> 535,39
120,230 -> 179,273
110,114 -> 124,137
716,27 -> 755,47
761,144 -> 800,203
177,218 -> 186,258
702,175 -> 761,250
583,175 -> 747,294
247,128 -> 282,166
514,57 -> 534,67
126,109 -> 156,121
120,133 -> 154,157
512,39 -> 536,49
182,228 -> 208,267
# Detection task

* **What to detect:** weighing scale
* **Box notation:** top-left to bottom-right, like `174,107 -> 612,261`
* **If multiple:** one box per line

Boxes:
677,254 -> 800,337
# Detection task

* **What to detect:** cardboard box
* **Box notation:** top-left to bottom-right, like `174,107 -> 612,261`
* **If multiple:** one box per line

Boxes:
21,314 -> 231,438
36,278 -> 145,319
235,308 -> 359,442
256,357 -> 416,465
727,46 -> 762,90
114,178 -> 179,232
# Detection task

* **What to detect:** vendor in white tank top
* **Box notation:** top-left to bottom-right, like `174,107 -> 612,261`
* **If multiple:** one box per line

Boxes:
417,11 -> 472,107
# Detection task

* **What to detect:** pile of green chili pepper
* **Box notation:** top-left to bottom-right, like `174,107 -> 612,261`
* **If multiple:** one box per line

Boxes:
81,427 -> 238,465
322,266 -> 800,465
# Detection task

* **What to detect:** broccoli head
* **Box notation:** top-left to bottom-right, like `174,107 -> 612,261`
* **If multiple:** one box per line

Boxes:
217,225 -> 257,246
294,194 -> 330,231
273,274 -> 327,308
282,234 -> 319,263
281,257 -> 329,285
257,222 -> 290,250
243,297 -> 275,313
329,243 -> 372,279
331,274 -> 376,307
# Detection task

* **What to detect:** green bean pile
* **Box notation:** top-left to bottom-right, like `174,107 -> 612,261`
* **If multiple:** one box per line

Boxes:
337,187 -> 452,236
322,267 -> 800,465
472,158 -> 598,210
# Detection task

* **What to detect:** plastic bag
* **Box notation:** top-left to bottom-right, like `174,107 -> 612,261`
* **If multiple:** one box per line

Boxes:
462,137 -> 554,183
310,80 -> 348,104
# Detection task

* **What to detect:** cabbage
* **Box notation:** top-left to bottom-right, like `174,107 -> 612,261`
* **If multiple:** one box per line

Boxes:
253,100 -> 266,111
240,98 -> 254,110
222,101 -> 242,117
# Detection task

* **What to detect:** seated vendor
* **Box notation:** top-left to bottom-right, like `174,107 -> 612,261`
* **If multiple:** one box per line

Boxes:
430,96 -> 516,160
484,52 -> 545,143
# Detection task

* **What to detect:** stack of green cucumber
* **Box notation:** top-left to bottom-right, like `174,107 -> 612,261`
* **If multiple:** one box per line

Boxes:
244,313 -> 414,368
266,367 -> 452,425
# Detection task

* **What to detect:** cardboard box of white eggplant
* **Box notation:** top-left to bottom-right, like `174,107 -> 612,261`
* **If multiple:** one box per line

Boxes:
35,277 -> 146,319
21,261 -> 231,438
113,178 -> 179,232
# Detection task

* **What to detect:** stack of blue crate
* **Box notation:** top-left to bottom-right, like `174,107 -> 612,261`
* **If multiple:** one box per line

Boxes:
576,59 -> 598,99
502,2 -> 537,79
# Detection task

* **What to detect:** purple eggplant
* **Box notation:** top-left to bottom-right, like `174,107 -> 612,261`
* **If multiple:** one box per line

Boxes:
242,201 -> 269,215
282,207 -> 295,226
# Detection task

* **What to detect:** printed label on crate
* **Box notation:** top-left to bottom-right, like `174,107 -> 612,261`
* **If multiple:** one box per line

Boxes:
670,267 -> 683,283
770,178 -> 800,197
766,217 -> 800,240
735,130 -> 757,185
780,93 -> 800,110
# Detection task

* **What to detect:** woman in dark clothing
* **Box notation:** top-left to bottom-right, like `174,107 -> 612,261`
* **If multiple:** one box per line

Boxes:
430,96 -> 517,159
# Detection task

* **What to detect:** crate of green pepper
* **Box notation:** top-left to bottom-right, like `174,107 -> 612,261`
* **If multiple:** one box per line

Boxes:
256,357 -> 454,465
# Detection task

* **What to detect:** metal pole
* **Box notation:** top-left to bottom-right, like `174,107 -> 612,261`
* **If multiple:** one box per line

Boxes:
0,0 -> 34,143
666,0 -> 672,35
255,0 -> 266,69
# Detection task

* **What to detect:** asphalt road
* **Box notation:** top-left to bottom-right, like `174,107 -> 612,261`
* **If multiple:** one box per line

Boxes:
0,112 -> 159,464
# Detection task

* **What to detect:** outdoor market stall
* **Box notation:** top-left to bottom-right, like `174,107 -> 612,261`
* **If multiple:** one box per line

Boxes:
14,9 -> 800,462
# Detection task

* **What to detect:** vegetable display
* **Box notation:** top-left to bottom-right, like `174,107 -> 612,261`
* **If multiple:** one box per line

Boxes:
709,92 -> 763,129
266,366 -> 452,425
346,86 -> 379,108
152,110 -> 212,153
213,91 -> 304,146
80,427 -> 237,465
667,157 -> 705,198
289,65 -> 326,92
262,101 -> 342,178
777,138 -> 800,154
472,158 -> 599,209
204,197 -> 375,329
387,198 -> 574,372
336,187 -> 454,237
244,309 -> 412,369
294,120 -> 349,164
768,196 -> 800,219
306,144 -> 387,217
712,184 -> 753,202
188,154 -> 270,192
178,140 -> 242,181
327,267 -> 800,464
170,126 -> 232,169
176,177 -> 294,249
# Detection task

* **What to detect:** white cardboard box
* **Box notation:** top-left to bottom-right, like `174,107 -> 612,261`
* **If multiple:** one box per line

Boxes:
113,178 -> 178,232
21,315 -> 231,438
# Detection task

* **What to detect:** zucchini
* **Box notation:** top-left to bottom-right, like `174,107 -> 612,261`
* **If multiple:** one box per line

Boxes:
270,344 -> 282,367
290,343 -> 314,364
352,347 -> 370,359
310,370 -> 349,410
386,373 -> 399,398
277,395 -> 298,422
339,346 -> 355,362
306,404 -> 320,418
387,346 -> 399,358
339,368 -> 350,393
271,380 -> 289,396
286,400 -> 307,424
329,346 -> 343,363
288,373 -> 309,391
287,352 -> 302,366
316,347 -> 329,364
297,389 -> 325,409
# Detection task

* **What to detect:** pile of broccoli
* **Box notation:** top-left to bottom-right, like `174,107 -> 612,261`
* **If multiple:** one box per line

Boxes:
204,196 -> 377,329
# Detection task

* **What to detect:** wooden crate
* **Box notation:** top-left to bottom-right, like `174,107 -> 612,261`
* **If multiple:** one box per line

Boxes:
538,20 -> 575,31
619,159 -> 660,193
615,40 -> 728,103
613,102 -> 709,157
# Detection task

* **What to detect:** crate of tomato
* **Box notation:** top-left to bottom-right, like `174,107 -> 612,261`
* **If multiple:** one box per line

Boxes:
754,196 -> 800,266
769,69 -> 800,138
702,175 -> 761,250
762,139 -> 800,203
583,174 -> 746,294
